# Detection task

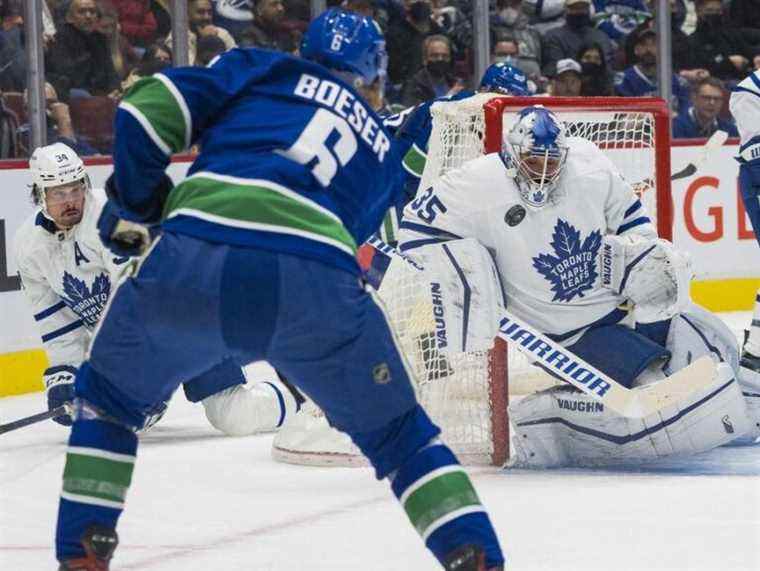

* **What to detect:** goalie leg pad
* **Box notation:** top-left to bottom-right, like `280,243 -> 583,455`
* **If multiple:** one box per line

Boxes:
665,304 -> 740,375
202,377 -> 300,436
508,362 -> 750,468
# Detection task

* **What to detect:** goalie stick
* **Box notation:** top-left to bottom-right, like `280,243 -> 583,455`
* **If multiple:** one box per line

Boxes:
365,236 -> 718,419
0,405 -> 69,435
671,129 -> 729,181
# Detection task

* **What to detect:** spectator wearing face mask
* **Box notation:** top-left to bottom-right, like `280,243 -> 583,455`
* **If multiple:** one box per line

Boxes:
672,77 -> 739,139
576,42 -> 613,95
548,58 -> 582,96
490,0 -> 542,80
401,34 -> 462,107
615,28 -> 691,115
541,0 -> 614,77
491,37 -> 520,66
685,0 -> 760,82
386,0 -> 444,91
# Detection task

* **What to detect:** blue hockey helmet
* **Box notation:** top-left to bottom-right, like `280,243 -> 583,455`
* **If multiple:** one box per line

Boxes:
479,62 -> 529,96
503,105 -> 568,208
301,8 -> 387,87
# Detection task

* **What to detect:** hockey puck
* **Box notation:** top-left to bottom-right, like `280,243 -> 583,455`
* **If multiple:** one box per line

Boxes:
504,205 -> 526,226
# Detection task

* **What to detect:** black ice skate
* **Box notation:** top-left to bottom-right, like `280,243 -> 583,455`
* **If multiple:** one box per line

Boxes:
443,545 -> 504,571
59,525 -> 118,571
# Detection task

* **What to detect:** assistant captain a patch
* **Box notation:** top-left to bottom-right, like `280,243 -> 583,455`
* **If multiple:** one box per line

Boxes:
532,219 -> 601,302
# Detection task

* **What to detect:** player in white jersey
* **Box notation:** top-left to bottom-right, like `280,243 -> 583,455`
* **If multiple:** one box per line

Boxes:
729,71 -> 760,378
14,143 -> 301,433
397,105 -> 760,467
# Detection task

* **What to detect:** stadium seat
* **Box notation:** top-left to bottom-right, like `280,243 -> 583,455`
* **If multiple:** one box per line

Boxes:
2,91 -> 26,125
68,96 -> 118,155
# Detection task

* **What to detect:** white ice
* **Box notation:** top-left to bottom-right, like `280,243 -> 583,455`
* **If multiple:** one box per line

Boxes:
1,312 -> 759,570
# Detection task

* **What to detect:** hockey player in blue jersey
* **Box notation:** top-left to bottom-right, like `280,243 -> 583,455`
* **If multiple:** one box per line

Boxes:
397,62 -> 530,198
363,63 -> 529,285
54,9 -> 504,571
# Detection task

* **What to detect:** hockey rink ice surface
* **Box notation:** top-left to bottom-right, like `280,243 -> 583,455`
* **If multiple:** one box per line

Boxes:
1,312 -> 758,570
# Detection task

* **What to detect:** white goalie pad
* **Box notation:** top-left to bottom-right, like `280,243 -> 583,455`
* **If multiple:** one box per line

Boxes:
508,361 -> 751,468
599,235 -> 693,323
396,237 -> 506,354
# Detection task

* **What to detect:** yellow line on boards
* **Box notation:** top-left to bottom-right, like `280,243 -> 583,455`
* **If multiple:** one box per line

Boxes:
0,349 -> 47,397
691,278 -> 760,313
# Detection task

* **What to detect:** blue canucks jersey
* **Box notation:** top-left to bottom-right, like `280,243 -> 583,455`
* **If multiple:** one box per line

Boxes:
113,48 -> 405,272
614,66 -> 690,116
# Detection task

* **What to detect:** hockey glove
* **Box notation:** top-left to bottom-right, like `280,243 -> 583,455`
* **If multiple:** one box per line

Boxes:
98,200 -> 155,258
105,172 -> 173,225
44,365 -> 77,426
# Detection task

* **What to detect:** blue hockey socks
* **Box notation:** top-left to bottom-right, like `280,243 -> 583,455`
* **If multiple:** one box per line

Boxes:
351,406 -> 504,568
56,417 -> 137,562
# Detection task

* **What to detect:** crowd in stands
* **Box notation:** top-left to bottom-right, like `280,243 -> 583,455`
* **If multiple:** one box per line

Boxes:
0,0 -> 758,158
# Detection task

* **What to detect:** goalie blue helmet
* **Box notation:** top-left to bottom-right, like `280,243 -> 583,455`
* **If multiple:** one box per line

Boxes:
301,8 -> 387,88
479,62 -> 529,96
503,105 -> 568,209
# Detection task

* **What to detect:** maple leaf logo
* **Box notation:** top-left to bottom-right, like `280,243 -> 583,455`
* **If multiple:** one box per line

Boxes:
61,272 -> 111,327
532,219 -> 602,302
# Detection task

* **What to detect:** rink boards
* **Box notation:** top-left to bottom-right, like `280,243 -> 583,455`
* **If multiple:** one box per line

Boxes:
1,142 -> 758,396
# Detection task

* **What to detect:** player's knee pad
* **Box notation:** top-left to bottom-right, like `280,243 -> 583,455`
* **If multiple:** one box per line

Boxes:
349,404 -> 440,479
202,380 -> 299,436
509,362 -> 751,468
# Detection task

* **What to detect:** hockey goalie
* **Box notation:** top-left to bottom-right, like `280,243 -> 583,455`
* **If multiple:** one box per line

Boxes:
274,105 -> 760,469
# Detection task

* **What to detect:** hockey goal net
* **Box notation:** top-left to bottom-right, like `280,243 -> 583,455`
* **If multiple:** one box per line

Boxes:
272,96 -> 672,468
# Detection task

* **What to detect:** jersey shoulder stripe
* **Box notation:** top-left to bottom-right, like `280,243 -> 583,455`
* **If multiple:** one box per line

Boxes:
119,75 -> 189,155
164,172 -> 357,256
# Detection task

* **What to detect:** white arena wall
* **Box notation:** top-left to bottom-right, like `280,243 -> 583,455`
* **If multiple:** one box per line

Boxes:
0,143 -> 757,395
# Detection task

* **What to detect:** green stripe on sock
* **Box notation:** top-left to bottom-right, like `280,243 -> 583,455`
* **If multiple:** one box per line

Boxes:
404,471 -> 481,536
403,145 -> 426,176
63,453 -> 135,505
164,177 -> 357,253
123,76 -> 186,153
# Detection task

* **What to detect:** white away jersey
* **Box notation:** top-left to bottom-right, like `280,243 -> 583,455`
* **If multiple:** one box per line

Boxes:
14,190 -> 130,369
729,70 -> 760,158
398,137 -> 657,341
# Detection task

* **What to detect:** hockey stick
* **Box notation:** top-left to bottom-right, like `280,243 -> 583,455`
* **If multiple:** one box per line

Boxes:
0,405 -> 69,435
366,236 -> 718,418
671,129 -> 728,181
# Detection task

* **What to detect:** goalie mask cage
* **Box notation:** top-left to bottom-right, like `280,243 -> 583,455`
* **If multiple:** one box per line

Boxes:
273,96 -> 672,468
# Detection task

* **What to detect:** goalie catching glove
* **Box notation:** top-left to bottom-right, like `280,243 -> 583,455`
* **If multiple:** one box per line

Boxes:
598,234 -> 693,323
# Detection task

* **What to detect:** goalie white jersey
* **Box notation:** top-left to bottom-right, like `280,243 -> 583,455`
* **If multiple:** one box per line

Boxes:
14,190 -> 129,369
398,137 -> 657,342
